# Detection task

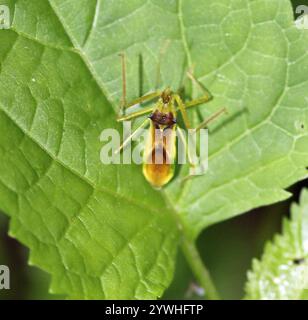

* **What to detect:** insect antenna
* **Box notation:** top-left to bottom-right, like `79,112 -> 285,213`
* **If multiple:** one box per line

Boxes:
138,53 -> 144,98
119,52 -> 127,115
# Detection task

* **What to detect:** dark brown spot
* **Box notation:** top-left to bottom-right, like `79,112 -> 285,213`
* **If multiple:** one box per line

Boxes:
149,110 -> 176,127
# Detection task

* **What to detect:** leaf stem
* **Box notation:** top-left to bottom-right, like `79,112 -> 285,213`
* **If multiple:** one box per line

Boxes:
161,191 -> 220,300
180,236 -> 220,300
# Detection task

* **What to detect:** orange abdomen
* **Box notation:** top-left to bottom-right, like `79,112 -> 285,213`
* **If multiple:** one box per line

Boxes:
143,145 -> 174,189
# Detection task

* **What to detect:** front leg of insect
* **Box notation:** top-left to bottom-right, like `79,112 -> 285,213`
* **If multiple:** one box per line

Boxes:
118,53 -> 161,118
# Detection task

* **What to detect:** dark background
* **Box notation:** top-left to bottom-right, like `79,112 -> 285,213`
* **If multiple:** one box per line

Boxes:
0,0 -> 307,300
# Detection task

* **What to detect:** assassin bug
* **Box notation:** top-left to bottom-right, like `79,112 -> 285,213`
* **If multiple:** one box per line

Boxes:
116,52 -> 227,189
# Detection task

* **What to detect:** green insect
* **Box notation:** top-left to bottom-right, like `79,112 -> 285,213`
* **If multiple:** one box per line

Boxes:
116,51 -> 227,189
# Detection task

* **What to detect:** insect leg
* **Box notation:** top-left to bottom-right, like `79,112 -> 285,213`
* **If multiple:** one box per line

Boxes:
115,118 -> 150,154
174,94 -> 192,129
185,70 -> 213,109
117,105 -> 154,122
177,127 -> 200,184
119,52 -> 127,115
194,107 -> 227,132
177,127 -> 195,168
125,91 -> 161,109
178,108 -> 227,184
119,53 -> 161,114
184,70 -> 227,131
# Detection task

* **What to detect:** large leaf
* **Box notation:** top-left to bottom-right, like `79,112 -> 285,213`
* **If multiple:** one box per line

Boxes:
0,0 -> 307,298
245,188 -> 308,299
0,0 -> 178,299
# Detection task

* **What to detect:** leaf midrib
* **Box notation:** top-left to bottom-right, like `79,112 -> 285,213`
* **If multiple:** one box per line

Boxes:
3,1 -> 169,217
46,0 -> 186,227
47,0 -> 298,226
0,105 -> 168,298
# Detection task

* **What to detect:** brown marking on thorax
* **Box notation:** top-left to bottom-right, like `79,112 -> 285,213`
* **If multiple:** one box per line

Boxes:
149,110 -> 176,128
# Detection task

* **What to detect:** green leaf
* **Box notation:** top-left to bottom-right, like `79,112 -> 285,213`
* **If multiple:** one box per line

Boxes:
0,0 -> 178,299
0,0 -> 307,299
245,188 -> 308,300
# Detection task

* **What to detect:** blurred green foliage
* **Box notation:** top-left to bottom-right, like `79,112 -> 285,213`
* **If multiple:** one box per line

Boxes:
164,188 -> 293,299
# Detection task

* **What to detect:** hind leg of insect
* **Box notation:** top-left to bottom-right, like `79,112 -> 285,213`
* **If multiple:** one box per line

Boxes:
173,91 -> 224,131
177,126 -> 196,169
174,94 -> 192,129
118,53 -> 161,118
178,125 -> 207,185
179,107 -> 227,183
184,68 -> 227,132
173,68 -> 215,129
